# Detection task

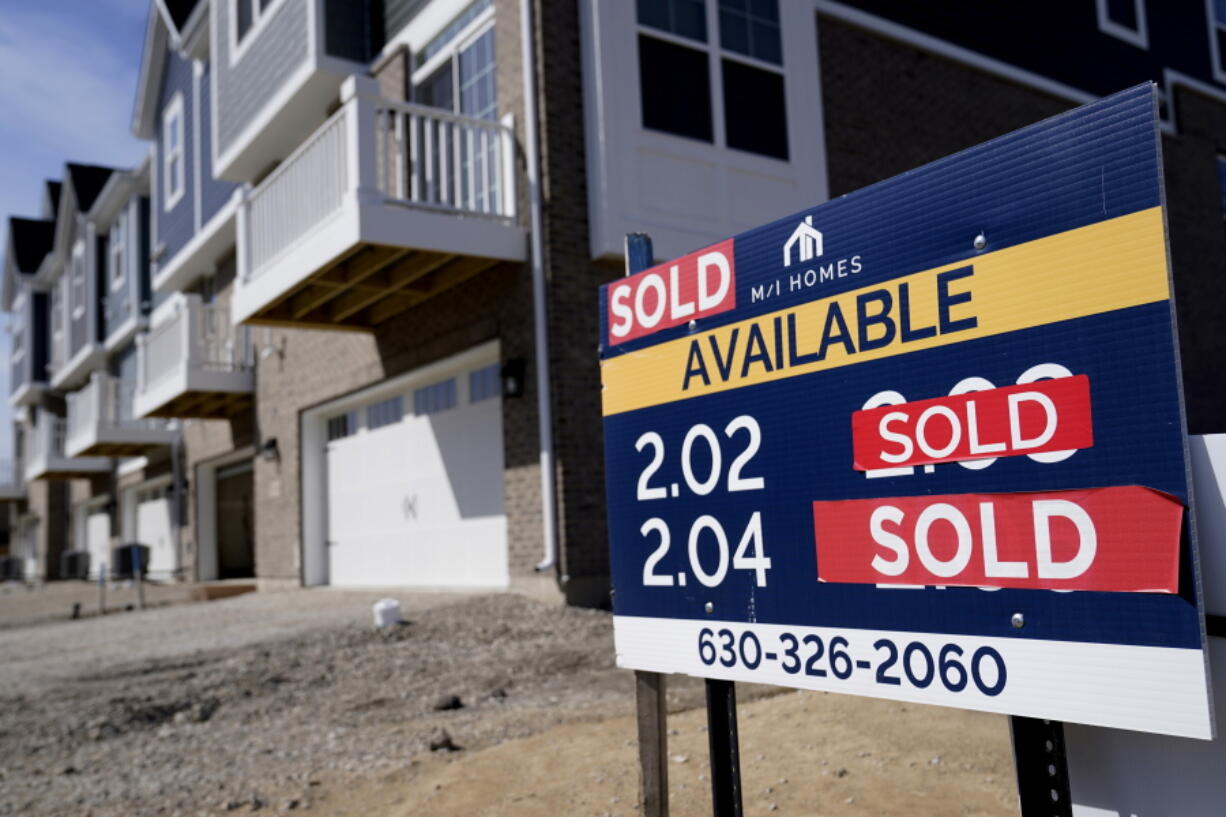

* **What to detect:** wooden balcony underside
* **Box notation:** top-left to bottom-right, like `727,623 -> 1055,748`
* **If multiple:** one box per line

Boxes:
145,390 -> 253,420
242,243 -> 501,330
73,440 -> 168,458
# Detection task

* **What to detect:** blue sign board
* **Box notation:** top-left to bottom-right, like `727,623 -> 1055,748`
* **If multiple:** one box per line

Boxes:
599,85 -> 1212,738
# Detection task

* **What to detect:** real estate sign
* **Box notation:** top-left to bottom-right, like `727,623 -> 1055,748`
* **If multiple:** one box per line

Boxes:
598,84 -> 1214,739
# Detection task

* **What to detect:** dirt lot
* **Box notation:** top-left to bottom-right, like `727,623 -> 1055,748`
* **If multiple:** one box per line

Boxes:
0,589 -> 1017,816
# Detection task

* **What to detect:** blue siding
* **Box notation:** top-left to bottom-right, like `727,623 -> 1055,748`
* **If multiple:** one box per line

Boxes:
156,49 -> 195,269
199,61 -> 238,223
215,0 -> 310,157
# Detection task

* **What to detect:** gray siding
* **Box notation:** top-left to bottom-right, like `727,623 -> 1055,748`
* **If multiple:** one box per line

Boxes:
214,0 -> 310,158
384,0 -> 428,40
325,0 -> 378,62
199,61 -> 239,222
156,49 -> 195,267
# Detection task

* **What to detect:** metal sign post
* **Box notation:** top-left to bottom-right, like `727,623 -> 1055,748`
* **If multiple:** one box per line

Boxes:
1010,717 -> 1072,817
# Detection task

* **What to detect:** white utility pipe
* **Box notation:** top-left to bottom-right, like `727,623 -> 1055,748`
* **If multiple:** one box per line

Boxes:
520,0 -> 558,573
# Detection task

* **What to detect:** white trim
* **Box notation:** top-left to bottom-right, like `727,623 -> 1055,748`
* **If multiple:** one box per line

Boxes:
228,0 -> 289,68
103,314 -> 142,353
193,60 -> 204,233
162,93 -> 187,212
411,5 -> 496,85
1096,0 -> 1149,49
195,445 -> 255,582
117,456 -> 150,477
152,188 -> 240,294
211,59 -> 314,178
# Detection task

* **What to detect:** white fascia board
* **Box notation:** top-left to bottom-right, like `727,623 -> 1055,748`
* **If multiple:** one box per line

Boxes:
104,315 -> 144,353
50,343 -> 106,392
151,191 -> 239,294
133,7 -> 170,140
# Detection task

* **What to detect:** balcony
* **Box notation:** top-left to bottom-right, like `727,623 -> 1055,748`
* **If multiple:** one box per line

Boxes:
232,76 -> 526,330
66,372 -> 177,457
0,459 -> 24,500
23,415 -> 110,482
133,294 -> 254,419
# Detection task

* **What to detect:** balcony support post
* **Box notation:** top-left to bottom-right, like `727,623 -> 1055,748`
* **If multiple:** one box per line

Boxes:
500,113 -> 517,220
340,75 -> 382,206
235,185 -> 253,284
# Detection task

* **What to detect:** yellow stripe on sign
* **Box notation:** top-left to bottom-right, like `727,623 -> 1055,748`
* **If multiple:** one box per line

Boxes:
601,206 -> 1171,417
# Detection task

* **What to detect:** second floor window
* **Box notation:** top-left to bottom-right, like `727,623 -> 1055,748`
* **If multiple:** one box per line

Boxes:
70,248 -> 86,321
637,0 -> 788,161
110,215 -> 126,290
162,94 -> 185,211
233,0 -> 282,56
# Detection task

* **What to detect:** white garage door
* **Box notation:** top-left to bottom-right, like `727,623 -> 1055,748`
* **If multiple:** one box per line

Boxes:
86,511 -> 110,579
135,485 -> 176,578
325,359 -> 507,587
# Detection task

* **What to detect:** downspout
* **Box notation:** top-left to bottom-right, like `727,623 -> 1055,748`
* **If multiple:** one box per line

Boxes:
171,425 -> 185,580
520,0 -> 557,574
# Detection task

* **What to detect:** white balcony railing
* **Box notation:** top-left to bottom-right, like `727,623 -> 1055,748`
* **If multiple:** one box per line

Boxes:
23,415 -> 109,481
134,294 -> 254,418
66,372 -> 172,456
241,76 -> 518,283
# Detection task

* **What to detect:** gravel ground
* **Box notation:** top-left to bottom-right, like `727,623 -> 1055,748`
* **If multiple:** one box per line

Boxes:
0,590 -> 716,816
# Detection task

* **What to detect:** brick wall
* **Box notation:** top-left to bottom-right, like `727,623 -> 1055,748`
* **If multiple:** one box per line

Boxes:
818,13 -> 1226,435
533,0 -> 623,600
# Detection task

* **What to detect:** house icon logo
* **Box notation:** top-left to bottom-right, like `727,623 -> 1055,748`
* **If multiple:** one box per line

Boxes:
783,215 -> 823,267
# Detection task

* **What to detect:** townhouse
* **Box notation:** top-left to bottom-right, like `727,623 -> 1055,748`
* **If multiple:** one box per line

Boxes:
3,0 -> 1224,597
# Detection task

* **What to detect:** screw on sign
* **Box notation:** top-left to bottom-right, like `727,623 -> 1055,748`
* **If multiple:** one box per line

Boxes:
600,87 -> 1211,817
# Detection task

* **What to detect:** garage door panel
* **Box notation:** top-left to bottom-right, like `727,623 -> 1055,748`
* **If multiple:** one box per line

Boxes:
136,493 -> 175,578
325,356 -> 508,588
426,398 -> 505,519
86,512 -> 110,579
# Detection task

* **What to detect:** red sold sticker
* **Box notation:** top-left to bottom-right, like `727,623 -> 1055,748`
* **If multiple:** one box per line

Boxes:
607,239 -> 736,345
813,486 -> 1182,593
851,375 -> 1093,471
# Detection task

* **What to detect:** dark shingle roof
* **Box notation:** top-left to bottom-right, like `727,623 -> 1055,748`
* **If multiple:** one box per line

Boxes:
164,0 -> 199,30
45,181 -> 62,217
65,163 -> 116,213
8,218 -> 56,274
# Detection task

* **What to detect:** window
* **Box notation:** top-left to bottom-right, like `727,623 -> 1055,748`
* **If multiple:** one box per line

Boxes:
1211,0 -> 1226,81
326,412 -> 356,442
162,94 -> 185,211
638,0 -> 707,42
636,0 -> 788,160
1096,0 -> 1147,48
110,214 -> 127,290
11,310 -> 24,363
366,395 -> 404,430
469,364 -> 501,403
412,1 -> 500,212
70,249 -> 86,320
414,379 -> 457,415
232,0 -> 282,58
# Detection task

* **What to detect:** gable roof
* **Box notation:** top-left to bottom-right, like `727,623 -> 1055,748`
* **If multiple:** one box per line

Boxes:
43,182 -> 62,221
134,0 -> 208,140
65,164 -> 116,213
8,218 -> 56,274
162,0 -> 200,31
133,3 -> 171,140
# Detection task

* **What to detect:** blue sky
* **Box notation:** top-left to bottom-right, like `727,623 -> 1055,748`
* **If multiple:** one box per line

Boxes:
0,0 -> 151,459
